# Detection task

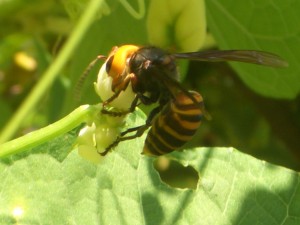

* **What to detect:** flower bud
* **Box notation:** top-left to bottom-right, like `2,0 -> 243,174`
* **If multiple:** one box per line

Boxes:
147,0 -> 206,52
77,114 -> 126,163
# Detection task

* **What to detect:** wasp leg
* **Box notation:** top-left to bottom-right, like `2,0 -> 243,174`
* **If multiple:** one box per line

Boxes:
118,92 -> 156,115
100,124 -> 150,156
101,73 -> 139,117
101,90 -> 152,117
101,90 -> 124,116
101,94 -> 140,117
100,106 -> 161,156
102,90 -> 122,107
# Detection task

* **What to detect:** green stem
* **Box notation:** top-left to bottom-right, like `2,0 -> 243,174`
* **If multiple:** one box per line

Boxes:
0,0 -> 105,143
0,105 -> 99,158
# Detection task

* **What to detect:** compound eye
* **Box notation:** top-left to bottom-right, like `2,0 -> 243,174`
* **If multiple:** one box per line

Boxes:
129,53 -> 144,71
128,52 -> 137,65
106,56 -> 114,73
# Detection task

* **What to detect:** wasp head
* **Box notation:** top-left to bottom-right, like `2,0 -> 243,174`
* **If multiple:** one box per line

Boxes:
129,46 -> 178,93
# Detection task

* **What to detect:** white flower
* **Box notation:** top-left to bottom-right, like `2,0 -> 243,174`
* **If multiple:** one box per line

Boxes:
78,59 -> 136,163
94,62 -> 136,110
77,123 -> 103,164
77,113 -> 126,163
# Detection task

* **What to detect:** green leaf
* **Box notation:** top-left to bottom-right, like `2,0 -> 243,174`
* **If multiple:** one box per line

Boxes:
1,111 -> 299,224
206,0 -> 300,99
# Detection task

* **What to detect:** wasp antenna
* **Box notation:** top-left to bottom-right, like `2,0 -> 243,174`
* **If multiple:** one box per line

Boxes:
73,55 -> 107,102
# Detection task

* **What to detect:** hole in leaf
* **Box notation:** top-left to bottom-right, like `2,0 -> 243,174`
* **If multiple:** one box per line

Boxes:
154,156 -> 199,190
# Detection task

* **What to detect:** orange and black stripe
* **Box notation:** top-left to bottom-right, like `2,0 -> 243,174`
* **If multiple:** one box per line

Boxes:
143,91 -> 203,156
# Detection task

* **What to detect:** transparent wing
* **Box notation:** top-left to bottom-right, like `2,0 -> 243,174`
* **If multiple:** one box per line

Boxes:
173,50 -> 288,68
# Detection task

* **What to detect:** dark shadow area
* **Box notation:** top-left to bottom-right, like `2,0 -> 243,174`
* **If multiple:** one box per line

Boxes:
142,149 -> 213,224
154,157 -> 199,189
141,155 -> 198,224
141,192 -> 164,225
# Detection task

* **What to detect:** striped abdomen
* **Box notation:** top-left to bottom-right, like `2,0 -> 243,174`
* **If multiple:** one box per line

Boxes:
143,91 -> 204,156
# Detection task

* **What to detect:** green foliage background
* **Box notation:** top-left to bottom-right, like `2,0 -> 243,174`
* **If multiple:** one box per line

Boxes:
0,0 -> 299,224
